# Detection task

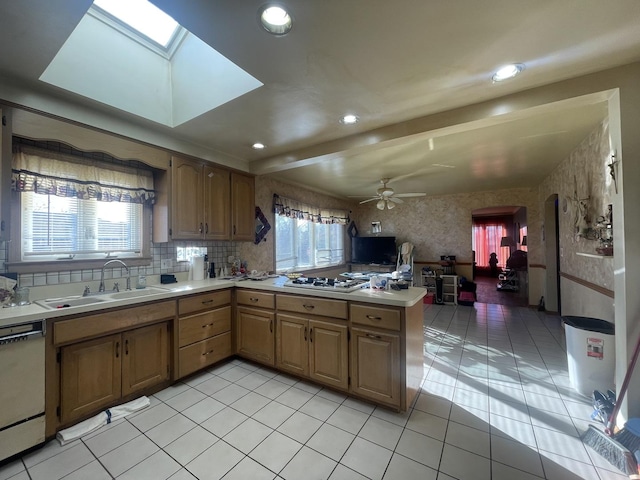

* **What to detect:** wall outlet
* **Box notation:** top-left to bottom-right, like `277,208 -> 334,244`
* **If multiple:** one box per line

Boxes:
161,259 -> 172,269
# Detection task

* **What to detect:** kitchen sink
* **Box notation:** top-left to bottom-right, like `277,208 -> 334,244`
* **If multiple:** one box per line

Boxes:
36,296 -> 109,309
107,287 -> 168,300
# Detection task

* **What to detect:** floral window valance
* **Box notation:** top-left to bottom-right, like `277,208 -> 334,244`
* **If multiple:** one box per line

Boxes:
12,145 -> 155,205
273,194 -> 350,225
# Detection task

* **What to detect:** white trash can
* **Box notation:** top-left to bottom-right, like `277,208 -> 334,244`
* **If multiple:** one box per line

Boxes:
562,316 -> 615,397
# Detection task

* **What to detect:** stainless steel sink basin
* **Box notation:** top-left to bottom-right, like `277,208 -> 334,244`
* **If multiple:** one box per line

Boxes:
36,296 -> 109,309
107,287 -> 168,300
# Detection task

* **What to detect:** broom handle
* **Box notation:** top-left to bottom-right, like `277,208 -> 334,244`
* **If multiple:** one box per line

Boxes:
606,332 -> 640,436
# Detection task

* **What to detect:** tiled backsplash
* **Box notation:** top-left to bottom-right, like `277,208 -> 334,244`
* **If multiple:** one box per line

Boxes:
0,240 -> 239,287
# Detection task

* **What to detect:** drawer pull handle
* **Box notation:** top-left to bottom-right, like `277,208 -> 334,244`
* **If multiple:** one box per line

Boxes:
366,333 -> 382,340
303,304 -> 315,310
202,349 -> 215,356
250,297 -> 259,302
310,327 -> 313,342
366,315 -> 382,320
270,320 -> 273,333
199,223 -> 204,234
115,341 -> 120,358
304,326 -> 308,341
202,300 -> 214,304
202,323 -> 214,328
125,339 -> 129,355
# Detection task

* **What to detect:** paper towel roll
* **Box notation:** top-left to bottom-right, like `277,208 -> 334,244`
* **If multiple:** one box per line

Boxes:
192,256 -> 205,280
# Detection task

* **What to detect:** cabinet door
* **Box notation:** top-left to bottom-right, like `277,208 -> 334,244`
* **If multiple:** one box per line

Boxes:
350,327 -> 400,408
122,323 -> 169,397
171,157 -> 204,239
60,333 -> 122,424
236,306 -> 274,365
309,320 -> 348,390
203,165 -> 230,240
276,314 -> 308,376
231,172 -> 255,241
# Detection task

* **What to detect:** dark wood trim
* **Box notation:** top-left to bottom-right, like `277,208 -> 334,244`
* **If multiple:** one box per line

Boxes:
560,271 -> 614,298
415,260 -> 472,266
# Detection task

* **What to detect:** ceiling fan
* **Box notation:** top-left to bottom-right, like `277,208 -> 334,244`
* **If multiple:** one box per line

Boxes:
352,178 -> 426,210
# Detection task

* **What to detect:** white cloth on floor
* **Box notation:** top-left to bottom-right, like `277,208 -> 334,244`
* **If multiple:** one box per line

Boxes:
56,396 -> 150,445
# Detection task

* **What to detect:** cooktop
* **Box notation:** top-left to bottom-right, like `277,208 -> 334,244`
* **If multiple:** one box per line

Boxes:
283,277 -> 368,292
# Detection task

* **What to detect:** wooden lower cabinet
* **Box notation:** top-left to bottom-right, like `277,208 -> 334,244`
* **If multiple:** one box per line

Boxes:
177,293 -> 232,379
350,327 -> 401,408
236,306 -> 275,365
60,322 -> 169,424
60,333 -> 122,424
276,314 -> 348,390
309,319 -> 348,390
276,314 -> 308,376
121,323 -> 169,396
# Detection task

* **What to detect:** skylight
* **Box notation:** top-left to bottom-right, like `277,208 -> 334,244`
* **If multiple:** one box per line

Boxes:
93,0 -> 179,48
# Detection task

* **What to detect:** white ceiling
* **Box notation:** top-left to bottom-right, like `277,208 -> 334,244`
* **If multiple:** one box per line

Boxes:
1,1 -> 639,200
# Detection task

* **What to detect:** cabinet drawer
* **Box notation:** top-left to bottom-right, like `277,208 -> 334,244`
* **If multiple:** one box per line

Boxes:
179,331 -> 232,378
277,295 -> 347,319
236,290 -> 275,309
54,301 -> 176,346
179,290 -> 231,316
350,304 -> 401,331
179,306 -> 231,347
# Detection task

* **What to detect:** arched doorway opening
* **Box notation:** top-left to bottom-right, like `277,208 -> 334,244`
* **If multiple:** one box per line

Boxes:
472,206 -> 528,306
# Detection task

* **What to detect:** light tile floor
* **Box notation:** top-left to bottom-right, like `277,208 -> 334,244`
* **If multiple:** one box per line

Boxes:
0,303 -> 627,480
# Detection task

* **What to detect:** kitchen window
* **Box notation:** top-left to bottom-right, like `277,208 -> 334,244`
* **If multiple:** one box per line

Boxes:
9,143 -> 154,270
273,194 -> 348,273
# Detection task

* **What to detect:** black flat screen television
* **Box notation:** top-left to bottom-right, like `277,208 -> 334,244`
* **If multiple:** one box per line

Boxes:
351,236 -> 396,265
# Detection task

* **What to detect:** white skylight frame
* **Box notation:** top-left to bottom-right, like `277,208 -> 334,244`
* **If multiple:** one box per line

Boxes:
91,0 -> 184,57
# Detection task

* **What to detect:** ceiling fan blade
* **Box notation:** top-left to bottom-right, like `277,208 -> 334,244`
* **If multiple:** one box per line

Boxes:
394,193 -> 426,198
359,197 -> 379,204
388,197 -> 404,204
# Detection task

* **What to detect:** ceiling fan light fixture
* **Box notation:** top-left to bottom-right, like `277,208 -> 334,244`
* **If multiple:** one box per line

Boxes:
492,63 -> 525,82
258,4 -> 292,35
386,200 -> 395,210
376,199 -> 386,210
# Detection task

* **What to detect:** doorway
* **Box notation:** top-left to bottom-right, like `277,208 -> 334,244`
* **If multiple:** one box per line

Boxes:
472,206 -> 528,307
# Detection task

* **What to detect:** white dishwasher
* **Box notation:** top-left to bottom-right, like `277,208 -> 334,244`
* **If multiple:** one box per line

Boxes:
0,319 -> 46,461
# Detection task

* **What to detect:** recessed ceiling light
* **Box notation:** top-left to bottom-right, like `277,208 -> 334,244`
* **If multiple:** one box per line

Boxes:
492,63 -> 525,82
340,114 -> 358,125
258,5 -> 292,35
252,142 -> 266,150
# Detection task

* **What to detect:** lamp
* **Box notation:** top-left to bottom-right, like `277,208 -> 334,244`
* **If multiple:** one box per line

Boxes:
376,199 -> 385,210
500,236 -> 515,247
521,236 -> 527,246
500,236 -> 515,257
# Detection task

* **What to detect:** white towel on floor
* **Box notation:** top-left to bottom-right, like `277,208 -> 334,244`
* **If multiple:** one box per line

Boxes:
56,396 -> 150,445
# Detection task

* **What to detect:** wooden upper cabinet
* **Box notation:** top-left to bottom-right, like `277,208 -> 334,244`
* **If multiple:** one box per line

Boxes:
231,172 -> 255,241
171,157 -> 254,241
204,165 -> 230,239
171,157 -> 204,240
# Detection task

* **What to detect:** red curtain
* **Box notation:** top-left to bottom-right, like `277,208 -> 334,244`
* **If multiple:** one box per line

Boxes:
473,220 -> 508,268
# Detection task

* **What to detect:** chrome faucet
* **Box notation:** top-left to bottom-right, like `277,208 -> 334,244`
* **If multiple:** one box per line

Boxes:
99,259 -> 131,292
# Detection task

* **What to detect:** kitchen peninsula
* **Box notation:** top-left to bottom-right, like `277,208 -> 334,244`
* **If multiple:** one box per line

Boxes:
1,276 -> 426,445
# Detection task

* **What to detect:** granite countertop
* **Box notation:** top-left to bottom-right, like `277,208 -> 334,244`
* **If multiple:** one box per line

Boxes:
0,276 -> 426,327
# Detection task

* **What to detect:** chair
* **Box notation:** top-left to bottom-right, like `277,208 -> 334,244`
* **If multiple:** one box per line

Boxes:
396,242 -> 414,285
